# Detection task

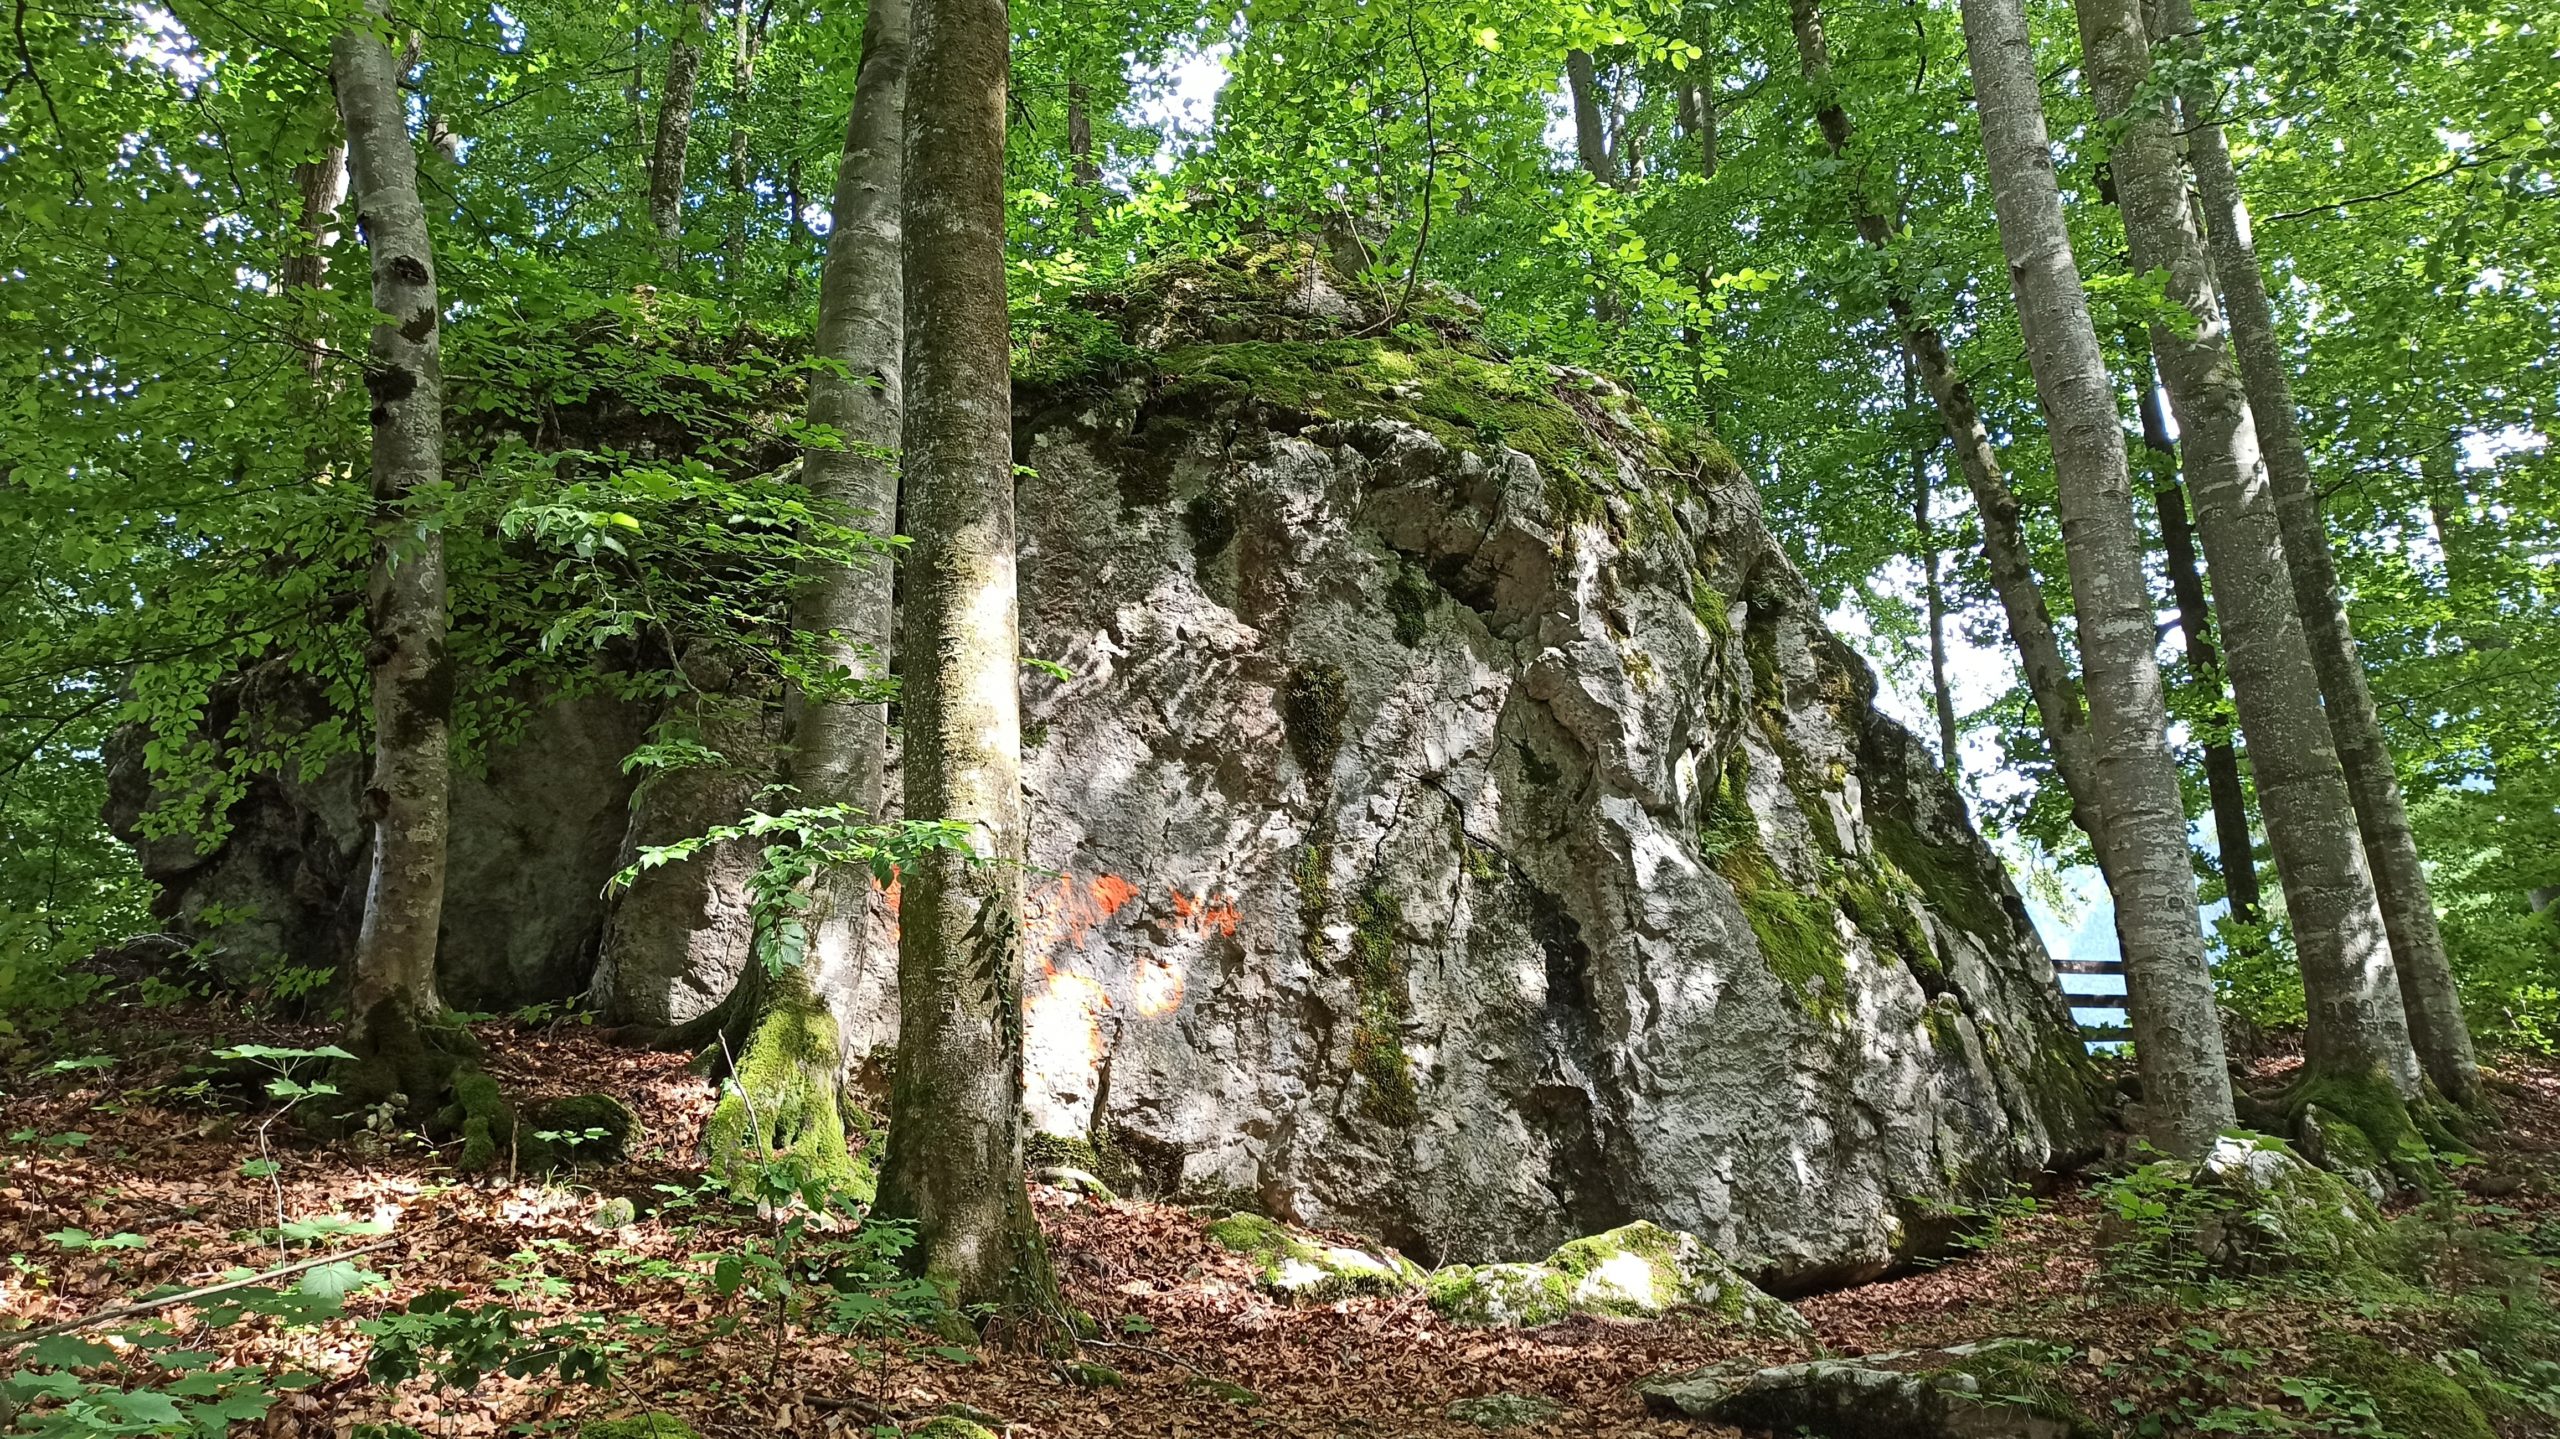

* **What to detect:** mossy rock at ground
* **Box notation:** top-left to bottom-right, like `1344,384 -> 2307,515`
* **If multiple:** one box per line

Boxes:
1446,1392 -> 1563,1430
2099,1133 -> 2390,1279
2312,1334 -> 2495,1439
1424,1220 -> 1806,1334
2295,1103 -> 2392,1203
1642,1338 -> 2092,1438
2283,1067 -> 2464,1191
1059,1359 -> 1126,1389
525,1093 -> 641,1165
577,1414 -> 702,1439
909,1419 -> 998,1439
1205,1211 -> 1423,1300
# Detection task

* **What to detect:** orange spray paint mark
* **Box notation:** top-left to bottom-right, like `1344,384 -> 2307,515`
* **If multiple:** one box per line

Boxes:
1169,886 -> 1241,938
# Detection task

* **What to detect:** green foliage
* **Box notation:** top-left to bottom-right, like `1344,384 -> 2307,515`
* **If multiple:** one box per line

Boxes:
2,1278 -> 357,1437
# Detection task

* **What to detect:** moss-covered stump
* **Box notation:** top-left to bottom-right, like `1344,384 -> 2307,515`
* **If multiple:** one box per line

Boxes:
1205,1212 -> 1423,1300
576,1414 -> 702,1439
1423,1221 -> 1806,1334
1641,1339 -> 2093,1438
2101,1133 -> 2389,1279
702,967 -> 868,1199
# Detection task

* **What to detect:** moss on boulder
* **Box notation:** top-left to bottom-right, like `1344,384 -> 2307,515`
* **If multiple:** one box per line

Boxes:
1205,1211 -> 1424,1300
1424,1221 -> 1806,1333
526,1093 -> 641,1165
1642,1338 -> 2091,1438
2100,1132 -> 2390,1280
909,1420 -> 999,1439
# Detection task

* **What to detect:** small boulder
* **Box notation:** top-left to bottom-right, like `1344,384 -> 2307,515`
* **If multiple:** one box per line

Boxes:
1205,1212 -> 1423,1299
1424,1221 -> 1805,1334
1641,1338 -> 2091,1438
1447,1392 -> 1563,1430
2099,1133 -> 2386,1278
525,1093 -> 643,1166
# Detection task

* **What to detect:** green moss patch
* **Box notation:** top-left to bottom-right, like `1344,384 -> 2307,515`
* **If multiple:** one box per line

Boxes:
703,976 -> 869,1200
1205,1211 -> 1424,1300
577,1414 -> 701,1439
2312,1334 -> 2494,1439
1425,1221 -> 1805,1333
1346,884 -> 1420,1125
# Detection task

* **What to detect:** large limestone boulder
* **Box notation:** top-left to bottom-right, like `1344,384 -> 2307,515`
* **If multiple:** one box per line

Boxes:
105,246 -> 2102,1290
995,247 -> 2102,1286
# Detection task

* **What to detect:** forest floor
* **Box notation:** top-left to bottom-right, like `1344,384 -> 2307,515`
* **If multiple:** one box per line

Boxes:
6,1005 -> 2559,1438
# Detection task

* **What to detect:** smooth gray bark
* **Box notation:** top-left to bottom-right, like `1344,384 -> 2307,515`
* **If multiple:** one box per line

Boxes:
872,0 -> 1060,1336
647,0 -> 715,267
2154,0 -> 2479,1106
1565,50 -> 1613,187
1960,0 -> 2234,1154
2132,345 -> 2261,925
1788,0 -> 2106,861
2078,0 -> 2422,1097
283,142 -> 349,380
333,0 -> 451,1044
1906,362 -> 1960,776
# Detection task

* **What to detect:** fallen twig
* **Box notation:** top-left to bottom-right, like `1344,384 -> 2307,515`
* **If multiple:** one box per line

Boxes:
0,1234 -> 411,1357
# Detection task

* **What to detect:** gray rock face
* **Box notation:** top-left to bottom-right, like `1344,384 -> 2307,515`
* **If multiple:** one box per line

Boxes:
106,251 -> 2100,1290
103,666 -> 649,1009
993,254 -> 2102,1285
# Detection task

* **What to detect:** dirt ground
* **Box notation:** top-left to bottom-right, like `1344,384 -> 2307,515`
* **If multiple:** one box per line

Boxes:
6,1008 -> 2556,1437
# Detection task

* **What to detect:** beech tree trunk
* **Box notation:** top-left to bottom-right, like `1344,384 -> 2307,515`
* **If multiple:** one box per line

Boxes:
2078,0 -> 2424,1100
1906,363 -> 1959,776
1565,50 -> 1613,187
333,0 -> 451,1047
1565,50 -> 1619,325
648,0 -> 715,267
702,0 -> 912,1186
872,0 -> 1060,1336
2132,344 -> 2261,925
282,143 -> 349,382
1788,0 -> 2106,861
2154,0 -> 2480,1107
1959,0 -> 2233,1154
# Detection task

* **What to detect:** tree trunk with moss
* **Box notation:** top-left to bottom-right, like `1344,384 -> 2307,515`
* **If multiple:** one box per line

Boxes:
333,0 -> 451,1057
702,0 -> 908,1190
2153,0 -> 2479,1109
1789,0 -> 2106,864
871,0 -> 1061,1339
1960,0 -> 2234,1155
2078,0 -> 2425,1109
